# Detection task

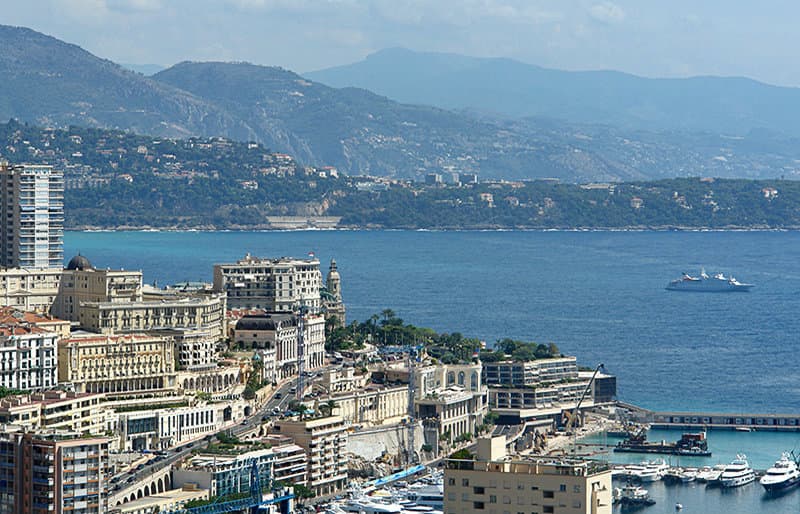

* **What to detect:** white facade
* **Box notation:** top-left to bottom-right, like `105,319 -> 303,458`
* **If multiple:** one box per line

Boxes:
117,403 -> 224,451
0,325 -> 58,390
213,255 -> 322,312
0,163 -> 64,269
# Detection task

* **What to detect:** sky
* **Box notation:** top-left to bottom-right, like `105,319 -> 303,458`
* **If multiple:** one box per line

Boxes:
3,0 -> 799,86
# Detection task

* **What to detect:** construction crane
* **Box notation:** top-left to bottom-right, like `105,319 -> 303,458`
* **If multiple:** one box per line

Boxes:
563,363 -> 605,458
163,461 -> 294,514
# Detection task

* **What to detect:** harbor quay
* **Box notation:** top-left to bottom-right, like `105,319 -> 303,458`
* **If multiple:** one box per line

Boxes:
618,401 -> 800,432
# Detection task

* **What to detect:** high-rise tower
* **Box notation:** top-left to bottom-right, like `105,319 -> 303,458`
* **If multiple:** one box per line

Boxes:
0,163 -> 64,269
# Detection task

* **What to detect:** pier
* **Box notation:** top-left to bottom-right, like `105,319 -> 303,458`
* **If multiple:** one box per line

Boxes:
616,402 -> 800,432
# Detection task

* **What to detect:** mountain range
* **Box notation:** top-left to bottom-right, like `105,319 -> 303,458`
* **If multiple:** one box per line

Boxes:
1,24 -> 800,181
308,47 -> 800,138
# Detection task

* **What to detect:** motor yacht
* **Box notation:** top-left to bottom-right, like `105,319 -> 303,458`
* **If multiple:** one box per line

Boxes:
760,453 -> 800,493
719,454 -> 756,488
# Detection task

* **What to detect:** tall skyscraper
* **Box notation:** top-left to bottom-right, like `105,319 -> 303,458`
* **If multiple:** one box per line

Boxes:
0,163 -> 64,269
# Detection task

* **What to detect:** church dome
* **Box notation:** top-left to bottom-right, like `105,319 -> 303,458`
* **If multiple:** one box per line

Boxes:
66,254 -> 93,271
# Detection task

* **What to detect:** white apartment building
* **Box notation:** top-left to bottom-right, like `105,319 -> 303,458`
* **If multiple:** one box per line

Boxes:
0,163 -> 64,269
116,403 -> 223,451
0,323 -> 58,391
0,391 -> 110,435
213,254 -> 322,312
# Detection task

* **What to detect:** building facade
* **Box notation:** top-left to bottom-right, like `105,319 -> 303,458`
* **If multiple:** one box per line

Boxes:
322,259 -> 345,325
232,312 -> 325,381
151,328 -> 218,371
0,267 -> 61,312
271,416 -> 348,496
483,357 -> 579,388
0,163 -> 64,269
444,436 -> 612,514
0,324 -> 58,391
213,255 -> 322,312
0,429 -> 111,514
0,391 -> 109,435
116,403 -> 223,451
58,333 -> 176,394
76,294 -> 226,341
51,256 -> 143,322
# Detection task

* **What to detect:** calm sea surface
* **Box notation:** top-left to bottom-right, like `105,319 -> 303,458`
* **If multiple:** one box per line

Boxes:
67,229 -> 800,513
66,229 -> 800,414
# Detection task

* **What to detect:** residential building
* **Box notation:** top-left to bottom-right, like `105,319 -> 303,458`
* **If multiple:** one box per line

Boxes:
444,436 -> 612,514
483,357 -> 579,388
58,333 -> 176,394
271,416 -> 348,496
51,255 -> 143,322
0,391 -> 109,434
0,267 -> 61,312
173,444 -> 307,497
0,428 -> 111,514
0,163 -> 64,269
213,254 -> 322,312
319,383 -> 408,426
0,322 -> 58,391
76,293 -> 226,341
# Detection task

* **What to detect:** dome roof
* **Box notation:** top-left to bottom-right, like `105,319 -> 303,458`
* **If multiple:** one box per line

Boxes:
235,314 -> 296,331
66,254 -> 93,271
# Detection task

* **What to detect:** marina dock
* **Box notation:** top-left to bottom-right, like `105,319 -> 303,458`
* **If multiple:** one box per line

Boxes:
617,402 -> 800,432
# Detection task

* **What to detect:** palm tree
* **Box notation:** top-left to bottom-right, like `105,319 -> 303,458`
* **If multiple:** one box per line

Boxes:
320,399 -> 338,417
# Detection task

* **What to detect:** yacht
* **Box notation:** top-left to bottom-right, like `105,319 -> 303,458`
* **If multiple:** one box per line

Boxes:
719,454 -> 756,488
760,453 -> 800,493
404,484 -> 444,509
340,495 -> 403,514
617,484 -> 656,507
666,269 -> 753,292
696,464 -> 727,483
638,459 -> 668,482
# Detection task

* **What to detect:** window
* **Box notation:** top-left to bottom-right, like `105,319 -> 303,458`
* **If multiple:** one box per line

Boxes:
543,491 -> 554,499
448,478 -> 455,486
473,502 -> 485,510
462,479 -> 470,487
474,487 -> 485,495
573,485 -> 581,493
543,507 -> 554,514
559,484 -> 566,492
489,495 -> 497,504
517,484 -> 525,490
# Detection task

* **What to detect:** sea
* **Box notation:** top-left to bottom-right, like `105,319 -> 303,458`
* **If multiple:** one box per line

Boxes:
66,229 -> 800,513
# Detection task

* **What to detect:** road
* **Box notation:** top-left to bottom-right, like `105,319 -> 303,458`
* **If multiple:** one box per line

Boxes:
109,378 -> 300,491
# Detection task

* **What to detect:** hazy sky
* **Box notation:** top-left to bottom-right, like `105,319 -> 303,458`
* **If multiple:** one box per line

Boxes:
4,0 -> 799,86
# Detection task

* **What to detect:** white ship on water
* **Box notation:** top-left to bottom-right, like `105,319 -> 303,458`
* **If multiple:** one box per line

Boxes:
666,269 -> 753,292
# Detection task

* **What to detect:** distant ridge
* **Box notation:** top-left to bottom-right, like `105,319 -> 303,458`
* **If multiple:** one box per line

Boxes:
307,47 -> 800,137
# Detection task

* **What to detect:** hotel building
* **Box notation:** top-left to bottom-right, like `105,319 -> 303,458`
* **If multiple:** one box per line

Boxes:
58,333 -> 176,394
0,163 -> 64,269
444,436 -> 612,514
213,255 -> 322,312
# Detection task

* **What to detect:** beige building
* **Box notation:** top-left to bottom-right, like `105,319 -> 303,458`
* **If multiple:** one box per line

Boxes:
444,436 -> 612,514
271,416 -> 348,496
52,255 -> 143,321
76,293 -> 226,341
151,328 -> 217,371
232,312 -> 325,381
58,333 -> 176,394
109,486 -> 208,514
0,267 -> 61,312
0,391 -> 110,435
213,254 -> 322,312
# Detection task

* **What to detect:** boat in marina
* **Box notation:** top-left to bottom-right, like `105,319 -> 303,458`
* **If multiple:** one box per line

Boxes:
637,459 -> 669,482
404,484 -> 443,509
719,454 -> 756,488
696,464 -> 727,483
759,452 -> 800,493
613,484 -> 656,507
666,269 -> 753,292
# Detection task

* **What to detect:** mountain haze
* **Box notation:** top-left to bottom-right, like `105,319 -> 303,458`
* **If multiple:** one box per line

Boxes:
307,48 -> 800,137
0,25 -> 253,140
1,25 -> 799,182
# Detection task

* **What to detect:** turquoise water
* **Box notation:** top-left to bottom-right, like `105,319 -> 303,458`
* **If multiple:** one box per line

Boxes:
66,230 -> 800,414
66,229 -> 800,513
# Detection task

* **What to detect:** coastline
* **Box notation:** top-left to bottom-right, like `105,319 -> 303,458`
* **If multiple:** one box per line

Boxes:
66,225 -> 798,233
